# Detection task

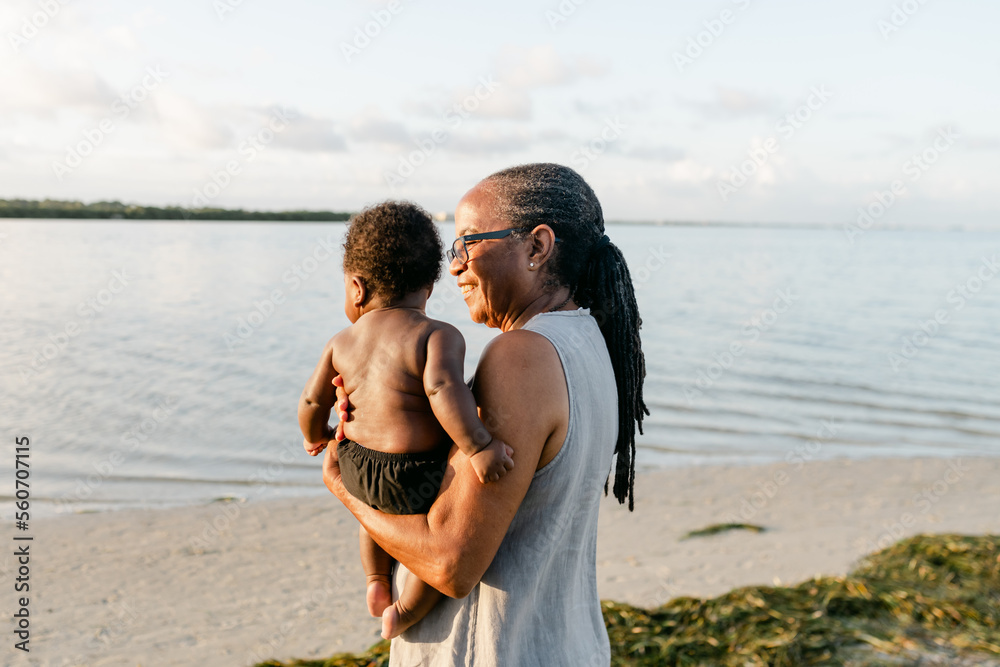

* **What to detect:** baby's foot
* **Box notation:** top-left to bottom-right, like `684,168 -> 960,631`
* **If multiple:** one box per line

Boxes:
366,579 -> 392,618
381,600 -> 418,640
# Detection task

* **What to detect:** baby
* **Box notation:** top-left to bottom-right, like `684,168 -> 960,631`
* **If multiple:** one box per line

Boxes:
298,201 -> 513,640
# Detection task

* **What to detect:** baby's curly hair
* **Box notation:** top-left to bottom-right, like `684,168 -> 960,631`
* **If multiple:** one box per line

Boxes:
342,201 -> 443,302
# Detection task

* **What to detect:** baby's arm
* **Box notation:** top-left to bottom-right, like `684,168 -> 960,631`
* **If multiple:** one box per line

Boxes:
298,339 -> 339,456
424,325 -> 513,483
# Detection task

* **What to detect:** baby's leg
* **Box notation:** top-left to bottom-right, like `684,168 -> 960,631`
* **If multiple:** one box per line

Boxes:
381,574 -> 443,640
358,525 -> 393,617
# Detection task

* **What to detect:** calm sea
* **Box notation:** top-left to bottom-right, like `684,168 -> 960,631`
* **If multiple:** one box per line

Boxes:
1,220 -> 998,516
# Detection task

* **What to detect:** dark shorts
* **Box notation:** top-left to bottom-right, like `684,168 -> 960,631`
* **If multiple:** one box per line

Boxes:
337,439 -> 448,515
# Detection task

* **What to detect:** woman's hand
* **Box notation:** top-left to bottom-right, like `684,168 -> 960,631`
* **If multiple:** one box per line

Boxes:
332,375 -> 352,441
322,442 -> 342,493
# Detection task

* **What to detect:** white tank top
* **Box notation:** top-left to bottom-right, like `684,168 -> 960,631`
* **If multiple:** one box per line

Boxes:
389,308 -> 617,667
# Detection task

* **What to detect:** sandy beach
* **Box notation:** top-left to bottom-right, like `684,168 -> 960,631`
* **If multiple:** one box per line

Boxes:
19,455 -> 1000,667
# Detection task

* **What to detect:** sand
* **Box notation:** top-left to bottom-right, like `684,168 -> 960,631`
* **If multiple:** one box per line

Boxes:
18,456 -> 1000,667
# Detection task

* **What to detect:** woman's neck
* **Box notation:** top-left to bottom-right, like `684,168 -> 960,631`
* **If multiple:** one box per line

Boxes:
501,288 -> 575,332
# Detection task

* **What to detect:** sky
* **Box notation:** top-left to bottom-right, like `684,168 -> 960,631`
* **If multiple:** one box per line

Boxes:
1,0 -> 997,225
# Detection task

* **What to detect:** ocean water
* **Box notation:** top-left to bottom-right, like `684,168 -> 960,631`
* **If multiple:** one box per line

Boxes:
1,220 -> 998,516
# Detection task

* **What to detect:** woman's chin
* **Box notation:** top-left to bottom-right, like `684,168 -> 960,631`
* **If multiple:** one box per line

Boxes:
467,307 -> 487,324
465,302 -> 489,325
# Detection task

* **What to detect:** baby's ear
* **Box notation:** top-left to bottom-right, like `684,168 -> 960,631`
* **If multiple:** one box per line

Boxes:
349,276 -> 365,303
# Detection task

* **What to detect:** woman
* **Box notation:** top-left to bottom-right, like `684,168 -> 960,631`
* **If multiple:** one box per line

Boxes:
323,163 -> 648,666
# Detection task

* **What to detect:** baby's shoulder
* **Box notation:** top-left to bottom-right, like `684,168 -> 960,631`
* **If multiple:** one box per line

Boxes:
422,317 -> 466,348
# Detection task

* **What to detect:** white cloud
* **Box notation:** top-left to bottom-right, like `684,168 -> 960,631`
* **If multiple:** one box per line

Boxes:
276,112 -> 347,153
496,44 -> 607,89
967,136 -> 1000,151
349,113 -> 410,148
130,7 -> 168,29
447,128 -> 532,155
399,45 -> 609,123
102,24 -> 139,52
535,128 -> 574,143
663,159 -> 715,186
626,144 -> 685,162
451,84 -> 532,121
0,62 -> 115,116
678,87 -> 778,120
153,91 -> 234,150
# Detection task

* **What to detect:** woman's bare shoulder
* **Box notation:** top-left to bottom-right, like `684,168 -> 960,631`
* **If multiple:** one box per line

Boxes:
477,330 -> 563,398
483,327 -> 554,353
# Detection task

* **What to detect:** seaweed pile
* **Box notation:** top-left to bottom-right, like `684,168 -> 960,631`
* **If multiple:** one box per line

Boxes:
257,534 -> 1000,667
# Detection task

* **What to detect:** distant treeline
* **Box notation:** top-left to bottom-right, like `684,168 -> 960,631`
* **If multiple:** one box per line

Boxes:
0,199 -> 354,221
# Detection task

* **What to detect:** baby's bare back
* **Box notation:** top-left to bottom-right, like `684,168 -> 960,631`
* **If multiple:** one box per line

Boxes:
331,309 -> 450,454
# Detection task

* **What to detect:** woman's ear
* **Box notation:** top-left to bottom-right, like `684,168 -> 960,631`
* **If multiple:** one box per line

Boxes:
527,224 -> 558,268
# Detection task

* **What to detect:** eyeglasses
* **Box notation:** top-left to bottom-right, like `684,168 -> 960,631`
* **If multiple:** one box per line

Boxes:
446,227 -> 529,264
446,227 -> 563,264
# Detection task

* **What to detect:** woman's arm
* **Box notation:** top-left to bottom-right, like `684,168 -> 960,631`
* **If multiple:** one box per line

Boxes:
323,329 -> 566,598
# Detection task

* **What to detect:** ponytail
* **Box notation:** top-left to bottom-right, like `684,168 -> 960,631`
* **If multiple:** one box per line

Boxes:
578,237 -> 648,511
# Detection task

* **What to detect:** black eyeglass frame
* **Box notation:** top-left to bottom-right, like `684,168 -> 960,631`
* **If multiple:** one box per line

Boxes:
446,227 -> 561,264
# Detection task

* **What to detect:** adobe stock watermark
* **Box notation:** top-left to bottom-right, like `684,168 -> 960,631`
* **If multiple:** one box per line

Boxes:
877,0 -> 930,40
8,0 -> 70,53
213,0 -> 248,21
888,252 -> 998,372
86,601 -> 141,653
843,126 -> 959,245
53,396 -> 179,513
545,0 -> 589,30
673,0 -> 753,73
383,75 -> 501,189
570,117 -> 627,172
62,600 -> 141,667
859,458 -> 967,555
340,0 -> 407,63
189,107 -> 295,209
224,234 -> 339,351
630,246 -> 671,289
17,268 -> 131,384
557,243 -> 669,334
52,66 -> 170,181
722,418 -> 840,525
683,287 -> 798,405
425,274 -> 464,319
717,85 -> 833,202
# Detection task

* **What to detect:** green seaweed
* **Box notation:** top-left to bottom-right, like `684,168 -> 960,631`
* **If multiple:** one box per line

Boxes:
681,522 -> 767,539
258,534 -> 1000,667
254,641 -> 390,667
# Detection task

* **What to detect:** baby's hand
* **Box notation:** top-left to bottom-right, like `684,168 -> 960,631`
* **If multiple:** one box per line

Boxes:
303,424 -> 336,456
303,424 -> 337,456
303,438 -> 328,457
470,438 -> 514,484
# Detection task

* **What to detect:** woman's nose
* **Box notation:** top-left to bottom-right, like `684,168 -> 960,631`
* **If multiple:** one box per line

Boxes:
448,255 -> 466,276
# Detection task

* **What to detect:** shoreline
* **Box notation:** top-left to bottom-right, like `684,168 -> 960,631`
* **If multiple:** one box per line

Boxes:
30,449 -> 995,520
24,455 -> 1000,666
